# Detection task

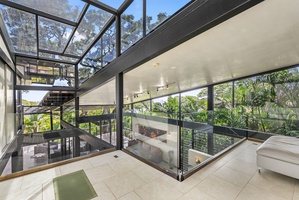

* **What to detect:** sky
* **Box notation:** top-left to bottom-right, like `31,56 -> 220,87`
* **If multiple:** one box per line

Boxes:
22,90 -> 48,103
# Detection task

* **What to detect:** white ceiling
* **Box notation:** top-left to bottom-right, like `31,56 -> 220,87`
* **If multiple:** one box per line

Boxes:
80,0 -> 299,105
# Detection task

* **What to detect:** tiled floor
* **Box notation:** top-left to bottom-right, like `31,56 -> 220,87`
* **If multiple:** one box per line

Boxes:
1,140 -> 299,200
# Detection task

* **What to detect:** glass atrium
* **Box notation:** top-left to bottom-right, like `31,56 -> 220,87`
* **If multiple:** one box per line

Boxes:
0,0 -> 299,186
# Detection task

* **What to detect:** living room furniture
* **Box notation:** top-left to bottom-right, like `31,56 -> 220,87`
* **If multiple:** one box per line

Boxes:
256,135 -> 299,179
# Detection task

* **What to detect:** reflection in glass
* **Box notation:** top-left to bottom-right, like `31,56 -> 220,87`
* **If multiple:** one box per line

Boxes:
78,63 -> 95,86
146,0 -> 191,33
16,57 -> 75,87
124,108 -> 179,175
8,0 -> 86,22
38,17 -> 75,53
65,5 -> 113,56
121,0 -> 143,53
0,5 -> 37,55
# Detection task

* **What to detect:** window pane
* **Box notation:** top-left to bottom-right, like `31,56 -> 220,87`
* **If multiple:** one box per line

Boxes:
121,0 -> 143,53
39,17 -> 75,53
146,0 -> 191,33
152,94 -> 179,119
9,0 -> 86,22
181,88 -> 207,123
80,22 -> 116,76
78,63 -> 95,86
65,5 -> 113,56
97,0 -> 125,9
39,52 -> 79,63
213,82 -> 233,126
0,5 -> 37,55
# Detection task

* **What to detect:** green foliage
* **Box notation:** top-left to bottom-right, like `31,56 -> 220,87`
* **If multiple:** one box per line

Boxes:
152,96 -> 179,119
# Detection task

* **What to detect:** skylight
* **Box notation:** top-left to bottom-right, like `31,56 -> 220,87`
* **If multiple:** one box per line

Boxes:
8,0 -> 86,22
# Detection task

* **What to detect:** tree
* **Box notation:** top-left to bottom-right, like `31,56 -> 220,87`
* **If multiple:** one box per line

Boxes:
153,96 -> 179,119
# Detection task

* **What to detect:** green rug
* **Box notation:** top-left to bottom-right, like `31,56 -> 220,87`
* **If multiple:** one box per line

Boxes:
53,170 -> 97,200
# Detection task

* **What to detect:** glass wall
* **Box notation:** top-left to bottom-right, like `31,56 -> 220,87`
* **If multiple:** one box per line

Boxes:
124,109 -> 180,176
233,68 -> 299,137
181,88 -> 207,123
152,94 -> 179,119
62,100 -> 76,126
78,105 -> 116,146
213,82 -> 233,126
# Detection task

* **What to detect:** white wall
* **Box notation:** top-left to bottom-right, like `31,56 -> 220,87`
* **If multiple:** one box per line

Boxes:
0,60 -> 15,158
0,34 -> 12,63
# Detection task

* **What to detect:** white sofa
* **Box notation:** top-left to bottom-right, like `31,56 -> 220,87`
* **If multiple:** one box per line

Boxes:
256,135 -> 299,179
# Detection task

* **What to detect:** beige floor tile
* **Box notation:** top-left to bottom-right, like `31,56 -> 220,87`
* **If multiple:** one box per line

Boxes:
178,187 -> 216,200
161,175 -> 200,193
236,184 -> 287,200
294,182 -> 299,200
42,180 -> 55,200
92,182 -> 116,200
85,164 -> 117,184
104,171 -> 146,198
191,164 -> 219,181
249,170 -> 297,200
208,157 -> 230,169
0,176 -> 23,197
88,151 -> 130,168
21,167 -> 61,190
196,174 -> 242,200
59,159 -> 93,175
0,185 -> 43,200
113,150 -> 130,159
243,143 -> 260,154
133,163 -> 164,183
88,152 -> 120,167
117,192 -> 142,200
225,158 -> 258,175
108,156 -> 142,174
135,177 -> 183,200
234,152 -> 257,165
213,165 -> 251,187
